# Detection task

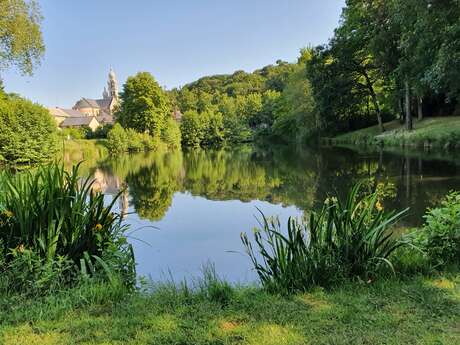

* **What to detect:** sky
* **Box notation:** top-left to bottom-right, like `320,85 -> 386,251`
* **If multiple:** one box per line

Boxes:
2,0 -> 345,107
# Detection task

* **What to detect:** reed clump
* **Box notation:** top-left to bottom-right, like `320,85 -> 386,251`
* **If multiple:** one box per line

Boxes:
0,163 -> 135,295
241,184 -> 408,294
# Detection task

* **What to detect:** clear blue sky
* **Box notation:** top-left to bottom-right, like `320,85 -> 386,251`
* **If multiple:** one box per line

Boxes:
2,0 -> 345,107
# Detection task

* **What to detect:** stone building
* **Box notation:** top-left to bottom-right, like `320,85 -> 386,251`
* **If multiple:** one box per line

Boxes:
49,69 -> 119,130
73,68 -> 119,117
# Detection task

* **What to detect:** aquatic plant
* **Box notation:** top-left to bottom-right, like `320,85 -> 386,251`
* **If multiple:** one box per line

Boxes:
241,184 -> 408,293
0,163 -> 135,294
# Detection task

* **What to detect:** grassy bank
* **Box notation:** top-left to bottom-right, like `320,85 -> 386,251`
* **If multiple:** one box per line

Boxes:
0,273 -> 459,345
327,117 -> 460,149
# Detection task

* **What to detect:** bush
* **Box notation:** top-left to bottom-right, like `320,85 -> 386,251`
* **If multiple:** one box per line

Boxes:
107,123 -> 129,153
162,118 -> 182,149
107,123 -> 165,153
416,192 -> 460,268
60,127 -> 86,140
241,184 -> 408,294
87,124 -> 113,139
0,164 -> 135,295
0,94 -> 58,165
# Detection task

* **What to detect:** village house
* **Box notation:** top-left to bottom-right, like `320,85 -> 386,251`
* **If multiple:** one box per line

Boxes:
48,69 -> 119,131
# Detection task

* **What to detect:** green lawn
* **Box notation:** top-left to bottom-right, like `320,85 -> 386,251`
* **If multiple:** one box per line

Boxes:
1,274 -> 459,345
331,117 -> 460,149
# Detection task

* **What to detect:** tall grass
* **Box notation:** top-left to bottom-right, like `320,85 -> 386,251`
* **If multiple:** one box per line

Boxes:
241,184 -> 408,294
0,163 -> 135,294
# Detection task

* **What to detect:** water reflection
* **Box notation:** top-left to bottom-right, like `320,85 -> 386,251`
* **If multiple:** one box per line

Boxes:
76,145 -> 460,281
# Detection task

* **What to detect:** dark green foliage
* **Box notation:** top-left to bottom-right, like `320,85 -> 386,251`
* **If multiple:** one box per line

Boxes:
0,164 -> 135,294
416,191 -> 460,268
241,184 -> 408,293
0,93 -> 58,165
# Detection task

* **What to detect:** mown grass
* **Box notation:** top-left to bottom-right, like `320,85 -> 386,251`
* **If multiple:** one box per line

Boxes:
0,273 -> 459,345
329,117 -> 460,149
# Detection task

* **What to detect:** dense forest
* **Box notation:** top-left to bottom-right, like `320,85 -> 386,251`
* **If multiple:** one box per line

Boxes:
171,0 -> 460,147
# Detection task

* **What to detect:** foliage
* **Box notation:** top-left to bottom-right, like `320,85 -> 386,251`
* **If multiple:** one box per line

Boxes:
107,123 -> 128,153
0,164 -> 135,294
107,123 -> 162,154
86,124 -> 113,139
0,0 -> 45,75
416,191 -> 460,268
59,127 -> 86,140
241,184 -> 408,293
161,118 -> 181,149
0,93 -> 58,165
173,58 -> 312,145
117,72 -> 171,137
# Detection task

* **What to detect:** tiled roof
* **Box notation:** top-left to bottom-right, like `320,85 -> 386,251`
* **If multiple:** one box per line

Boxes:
96,111 -> 114,124
74,98 -> 100,109
48,107 -> 69,117
62,109 -> 86,117
96,98 -> 112,109
48,107 -> 86,118
60,116 -> 99,127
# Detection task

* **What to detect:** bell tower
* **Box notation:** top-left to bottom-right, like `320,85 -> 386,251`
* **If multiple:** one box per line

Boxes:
107,68 -> 119,101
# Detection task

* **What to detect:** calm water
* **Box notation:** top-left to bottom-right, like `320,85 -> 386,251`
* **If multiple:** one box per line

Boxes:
76,145 -> 460,282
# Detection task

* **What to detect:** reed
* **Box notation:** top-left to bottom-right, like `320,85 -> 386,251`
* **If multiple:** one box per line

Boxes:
0,163 -> 135,293
241,184 -> 408,294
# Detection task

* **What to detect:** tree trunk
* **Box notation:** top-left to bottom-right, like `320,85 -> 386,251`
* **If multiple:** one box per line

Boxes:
405,80 -> 413,131
363,72 -> 384,133
418,96 -> 423,121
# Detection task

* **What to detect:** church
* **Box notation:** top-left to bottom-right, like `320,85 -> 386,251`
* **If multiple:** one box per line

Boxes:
49,69 -> 119,130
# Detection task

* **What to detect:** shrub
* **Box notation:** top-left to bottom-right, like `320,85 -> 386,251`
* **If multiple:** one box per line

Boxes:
241,184 -> 408,294
0,94 -> 58,165
126,128 -> 145,152
162,118 -> 182,149
60,127 -> 86,140
107,123 -> 129,153
0,163 -> 135,295
416,192 -> 460,268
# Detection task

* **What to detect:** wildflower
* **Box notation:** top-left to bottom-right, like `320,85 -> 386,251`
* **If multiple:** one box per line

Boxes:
331,197 -> 338,204
324,197 -> 331,205
17,244 -> 25,253
94,223 -> 103,232
2,210 -> 13,218
375,200 -> 383,212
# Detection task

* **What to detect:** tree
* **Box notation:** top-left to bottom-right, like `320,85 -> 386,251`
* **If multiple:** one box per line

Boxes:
0,93 -> 57,164
0,0 -> 45,76
117,72 -> 171,137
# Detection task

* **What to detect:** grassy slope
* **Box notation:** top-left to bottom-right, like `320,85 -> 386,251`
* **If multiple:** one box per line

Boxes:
331,117 -> 460,149
1,275 -> 459,345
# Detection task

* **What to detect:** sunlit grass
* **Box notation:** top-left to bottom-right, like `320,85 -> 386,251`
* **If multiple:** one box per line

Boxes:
0,274 -> 458,344
333,117 -> 460,148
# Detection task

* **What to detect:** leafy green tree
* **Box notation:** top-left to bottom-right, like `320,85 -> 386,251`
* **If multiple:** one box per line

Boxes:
180,110 -> 205,147
273,62 -> 317,142
0,0 -> 45,76
0,93 -> 57,164
118,72 -> 171,137
202,110 -> 224,146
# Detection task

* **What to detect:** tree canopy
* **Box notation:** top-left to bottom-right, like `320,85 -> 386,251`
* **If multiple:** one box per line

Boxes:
117,72 -> 172,137
0,0 -> 45,76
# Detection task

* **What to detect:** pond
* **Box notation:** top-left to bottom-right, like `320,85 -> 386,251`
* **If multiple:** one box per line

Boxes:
74,145 -> 460,283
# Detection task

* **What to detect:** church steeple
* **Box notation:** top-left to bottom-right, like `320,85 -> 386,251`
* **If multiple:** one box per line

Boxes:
107,68 -> 119,101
